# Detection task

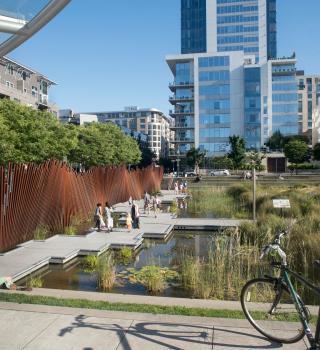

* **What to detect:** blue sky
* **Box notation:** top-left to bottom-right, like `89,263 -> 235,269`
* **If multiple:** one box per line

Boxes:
8,0 -> 320,114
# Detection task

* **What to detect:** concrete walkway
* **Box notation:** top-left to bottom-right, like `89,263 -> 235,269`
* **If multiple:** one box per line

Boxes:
0,191 -> 243,282
0,301 -> 308,350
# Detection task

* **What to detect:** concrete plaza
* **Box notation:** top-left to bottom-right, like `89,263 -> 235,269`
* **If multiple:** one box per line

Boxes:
0,301 -> 309,350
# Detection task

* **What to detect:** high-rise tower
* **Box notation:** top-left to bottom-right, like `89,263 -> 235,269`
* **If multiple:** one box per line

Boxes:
181,0 -> 277,63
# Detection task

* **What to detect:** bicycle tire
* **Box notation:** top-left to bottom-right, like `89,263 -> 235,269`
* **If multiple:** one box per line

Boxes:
241,277 -> 305,344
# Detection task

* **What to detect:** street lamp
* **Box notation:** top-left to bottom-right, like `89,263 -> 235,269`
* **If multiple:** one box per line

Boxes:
176,150 -> 180,177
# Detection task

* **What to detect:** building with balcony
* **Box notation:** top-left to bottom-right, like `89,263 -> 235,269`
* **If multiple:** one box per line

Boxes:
82,107 -> 173,159
0,56 -> 58,114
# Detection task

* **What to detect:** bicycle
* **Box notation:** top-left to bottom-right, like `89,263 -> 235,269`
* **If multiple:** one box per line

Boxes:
240,230 -> 320,349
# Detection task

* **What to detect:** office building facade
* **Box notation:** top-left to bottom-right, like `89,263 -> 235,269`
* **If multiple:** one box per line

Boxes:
167,0 -> 307,158
181,0 -> 277,63
0,56 -> 58,115
84,107 -> 173,158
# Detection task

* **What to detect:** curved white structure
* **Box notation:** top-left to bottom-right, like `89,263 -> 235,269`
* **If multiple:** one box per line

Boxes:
0,0 -> 71,56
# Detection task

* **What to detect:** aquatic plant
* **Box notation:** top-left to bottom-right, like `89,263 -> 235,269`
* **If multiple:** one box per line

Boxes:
26,276 -> 44,288
83,255 -> 98,271
64,226 -> 76,236
96,252 -> 116,292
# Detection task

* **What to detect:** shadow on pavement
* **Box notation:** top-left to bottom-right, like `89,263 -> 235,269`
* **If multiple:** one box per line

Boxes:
58,314 -> 285,350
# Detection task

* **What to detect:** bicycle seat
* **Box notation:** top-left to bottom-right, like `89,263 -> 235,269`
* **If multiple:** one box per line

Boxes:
314,260 -> 320,269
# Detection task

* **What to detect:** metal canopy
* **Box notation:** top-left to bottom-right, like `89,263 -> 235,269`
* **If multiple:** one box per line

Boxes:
0,0 -> 71,57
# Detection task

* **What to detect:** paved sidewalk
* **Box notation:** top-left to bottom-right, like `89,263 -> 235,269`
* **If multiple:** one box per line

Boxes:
0,302 -> 308,350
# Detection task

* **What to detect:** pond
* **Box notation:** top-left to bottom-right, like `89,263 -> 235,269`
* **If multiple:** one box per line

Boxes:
17,232 -> 215,298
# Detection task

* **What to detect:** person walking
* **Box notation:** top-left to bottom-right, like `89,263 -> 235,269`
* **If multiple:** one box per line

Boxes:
152,196 -> 159,218
184,180 -> 188,193
126,213 -> 132,231
131,202 -> 137,229
179,182 -> 184,194
174,181 -> 179,195
144,191 -> 150,215
135,202 -> 140,229
94,203 -> 103,231
104,201 -> 114,232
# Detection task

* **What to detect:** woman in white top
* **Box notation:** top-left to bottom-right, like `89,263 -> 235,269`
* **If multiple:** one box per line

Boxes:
104,202 -> 113,232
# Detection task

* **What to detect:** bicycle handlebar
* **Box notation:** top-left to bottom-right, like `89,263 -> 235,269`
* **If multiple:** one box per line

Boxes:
260,230 -> 288,266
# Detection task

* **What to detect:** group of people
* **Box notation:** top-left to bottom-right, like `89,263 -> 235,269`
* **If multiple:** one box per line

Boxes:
143,191 -> 161,218
174,181 -> 188,195
125,200 -> 140,231
94,202 -> 114,232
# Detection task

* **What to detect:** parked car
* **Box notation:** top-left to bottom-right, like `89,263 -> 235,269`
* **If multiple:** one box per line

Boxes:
210,169 -> 230,176
184,171 -> 197,177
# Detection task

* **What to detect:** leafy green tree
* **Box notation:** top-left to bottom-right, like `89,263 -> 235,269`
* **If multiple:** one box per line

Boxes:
284,134 -> 309,145
266,130 -> 285,150
228,135 -> 246,169
313,143 -> 320,161
137,136 -> 156,167
158,157 -> 172,172
284,140 -> 309,171
210,156 -> 233,169
186,147 -> 206,172
246,151 -> 266,171
69,122 -> 141,168
0,99 -> 77,165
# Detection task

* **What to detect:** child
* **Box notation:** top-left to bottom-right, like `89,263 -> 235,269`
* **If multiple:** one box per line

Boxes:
126,213 -> 132,231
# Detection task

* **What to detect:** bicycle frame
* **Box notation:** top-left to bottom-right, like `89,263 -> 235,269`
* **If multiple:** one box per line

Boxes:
270,264 -> 320,349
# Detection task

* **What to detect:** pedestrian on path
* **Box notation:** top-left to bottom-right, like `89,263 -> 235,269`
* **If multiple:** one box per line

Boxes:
94,203 -> 103,231
104,201 -> 114,232
126,213 -> 132,231
144,191 -> 150,215
174,181 -> 179,195
135,202 -> 140,229
179,182 -> 184,194
152,195 -> 160,218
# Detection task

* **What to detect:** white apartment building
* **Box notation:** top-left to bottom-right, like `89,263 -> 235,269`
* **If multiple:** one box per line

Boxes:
83,107 -> 173,158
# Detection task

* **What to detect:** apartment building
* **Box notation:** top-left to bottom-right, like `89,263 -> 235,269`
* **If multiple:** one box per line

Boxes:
0,56 -> 58,115
296,73 -> 320,143
84,107 -> 173,159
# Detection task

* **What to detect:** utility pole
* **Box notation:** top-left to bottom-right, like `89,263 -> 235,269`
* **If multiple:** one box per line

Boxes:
253,167 -> 256,221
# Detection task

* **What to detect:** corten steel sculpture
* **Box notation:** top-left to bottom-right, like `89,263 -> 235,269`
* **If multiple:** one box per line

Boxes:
0,160 -> 163,252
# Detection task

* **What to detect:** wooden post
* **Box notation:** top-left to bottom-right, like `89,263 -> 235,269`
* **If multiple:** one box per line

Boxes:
253,168 -> 256,222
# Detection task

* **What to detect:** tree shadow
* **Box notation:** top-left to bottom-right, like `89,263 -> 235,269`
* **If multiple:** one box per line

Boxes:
58,314 -> 286,350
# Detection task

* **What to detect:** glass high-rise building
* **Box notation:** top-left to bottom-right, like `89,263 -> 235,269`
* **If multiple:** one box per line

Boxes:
168,0 -> 302,159
181,0 -> 277,63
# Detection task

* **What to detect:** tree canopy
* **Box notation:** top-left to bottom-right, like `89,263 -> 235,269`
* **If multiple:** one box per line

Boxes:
186,147 -> 206,172
313,143 -> 320,161
0,100 -> 141,167
228,135 -> 246,169
284,140 -> 309,166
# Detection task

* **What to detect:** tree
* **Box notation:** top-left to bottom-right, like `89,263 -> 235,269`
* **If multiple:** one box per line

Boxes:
210,156 -> 233,170
266,130 -> 285,150
228,135 -> 246,169
246,151 -> 266,171
158,157 -> 172,172
186,147 -> 206,173
0,99 -> 78,165
313,143 -> 320,161
284,140 -> 309,171
137,136 -> 156,167
69,123 -> 141,168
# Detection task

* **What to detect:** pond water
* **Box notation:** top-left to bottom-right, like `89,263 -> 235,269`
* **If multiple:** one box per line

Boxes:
17,232 -> 215,298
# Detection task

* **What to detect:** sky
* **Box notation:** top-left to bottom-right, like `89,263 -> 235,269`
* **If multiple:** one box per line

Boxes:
8,0 -> 320,114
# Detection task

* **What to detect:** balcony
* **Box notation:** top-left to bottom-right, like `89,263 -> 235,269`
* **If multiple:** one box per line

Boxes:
169,95 -> 194,105
171,138 -> 194,143
169,81 -> 194,91
169,109 -> 195,117
171,123 -> 194,130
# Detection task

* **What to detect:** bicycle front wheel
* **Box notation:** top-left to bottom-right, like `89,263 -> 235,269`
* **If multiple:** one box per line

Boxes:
241,278 -> 305,344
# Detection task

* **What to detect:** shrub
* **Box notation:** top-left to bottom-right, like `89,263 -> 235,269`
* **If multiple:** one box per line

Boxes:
33,224 -> 49,240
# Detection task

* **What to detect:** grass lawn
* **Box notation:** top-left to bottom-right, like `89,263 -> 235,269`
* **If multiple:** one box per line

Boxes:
0,292 -> 312,323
